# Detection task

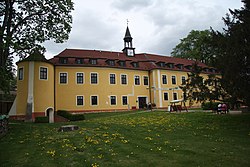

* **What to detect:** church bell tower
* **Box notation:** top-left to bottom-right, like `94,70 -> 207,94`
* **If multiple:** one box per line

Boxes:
122,26 -> 135,56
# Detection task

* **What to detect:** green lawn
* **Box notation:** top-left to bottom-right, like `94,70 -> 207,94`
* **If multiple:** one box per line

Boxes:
1,111 -> 250,167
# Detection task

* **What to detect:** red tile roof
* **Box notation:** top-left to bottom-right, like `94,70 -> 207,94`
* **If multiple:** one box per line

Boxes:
49,49 -> 217,74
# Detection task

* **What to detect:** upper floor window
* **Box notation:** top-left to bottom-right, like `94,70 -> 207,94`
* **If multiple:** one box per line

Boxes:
167,63 -> 174,69
143,76 -> 149,86
90,59 -> 97,65
121,74 -> 127,85
18,67 -> 24,80
172,76 -> 176,85
91,73 -> 98,84
177,64 -> 183,69
60,73 -> 67,84
110,74 -> 116,84
40,67 -> 48,80
75,58 -> 84,64
181,76 -> 186,85
59,58 -> 68,64
107,60 -> 115,66
76,73 -> 84,84
119,61 -> 126,67
134,75 -> 140,85
162,75 -> 167,84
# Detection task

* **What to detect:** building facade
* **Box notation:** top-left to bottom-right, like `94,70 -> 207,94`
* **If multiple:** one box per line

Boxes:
11,27 -> 217,122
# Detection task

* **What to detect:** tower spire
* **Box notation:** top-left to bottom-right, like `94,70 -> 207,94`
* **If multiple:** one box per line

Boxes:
122,23 -> 135,56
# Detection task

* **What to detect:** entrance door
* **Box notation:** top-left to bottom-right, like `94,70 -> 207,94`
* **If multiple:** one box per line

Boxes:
46,108 -> 54,123
138,97 -> 147,109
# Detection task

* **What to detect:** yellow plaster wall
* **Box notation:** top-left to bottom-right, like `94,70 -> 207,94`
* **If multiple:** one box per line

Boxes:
16,62 -> 29,115
33,62 -> 54,113
55,67 -> 149,111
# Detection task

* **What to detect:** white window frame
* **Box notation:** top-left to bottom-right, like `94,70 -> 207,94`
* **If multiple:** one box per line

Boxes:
162,74 -> 167,84
122,96 -> 128,105
76,72 -> 84,85
109,73 -> 116,85
76,95 -> 84,106
18,67 -> 24,81
110,95 -> 117,106
163,92 -> 169,101
143,76 -> 149,86
90,95 -> 98,106
181,76 -> 186,85
90,72 -> 98,85
171,75 -> 177,85
120,74 -> 128,85
39,66 -> 48,80
59,72 -> 68,84
173,92 -> 178,100
134,75 -> 140,86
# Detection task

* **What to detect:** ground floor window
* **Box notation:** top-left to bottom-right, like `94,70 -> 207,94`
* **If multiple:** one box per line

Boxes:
110,96 -> 116,105
122,96 -> 128,105
164,92 -> 169,101
91,96 -> 98,105
173,92 -> 178,100
76,96 -> 84,106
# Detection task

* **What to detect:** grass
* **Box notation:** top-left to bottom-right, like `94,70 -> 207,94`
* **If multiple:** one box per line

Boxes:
1,111 -> 250,167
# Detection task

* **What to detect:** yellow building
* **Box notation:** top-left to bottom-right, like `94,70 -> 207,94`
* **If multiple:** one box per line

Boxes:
11,26 -> 217,122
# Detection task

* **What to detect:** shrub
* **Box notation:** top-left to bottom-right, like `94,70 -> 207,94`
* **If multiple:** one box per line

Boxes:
57,110 -> 85,121
35,116 -> 49,123
202,102 -> 220,110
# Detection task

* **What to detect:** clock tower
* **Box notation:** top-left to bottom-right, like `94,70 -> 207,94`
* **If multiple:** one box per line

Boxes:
122,26 -> 135,56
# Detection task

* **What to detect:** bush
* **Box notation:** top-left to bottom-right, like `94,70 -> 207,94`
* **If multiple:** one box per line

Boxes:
57,110 -> 85,121
202,102 -> 220,110
35,116 -> 49,123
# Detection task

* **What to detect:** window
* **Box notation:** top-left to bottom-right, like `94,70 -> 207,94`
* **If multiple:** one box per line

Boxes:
173,92 -> 178,100
168,63 -> 174,68
90,59 -> 97,65
122,96 -> 128,105
134,75 -> 140,85
172,76 -> 176,85
143,76 -> 149,86
39,67 -> 48,80
181,76 -> 186,85
76,73 -> 84,84
110,96 -> 116,105
164,92 -> 169,101
158,62 -> 165,67
162,75 -> 167,84
110,74 -> 116,84
107,60 -> 115,66
60,73 -> 67,84
18,67 -> 24,80
91,73 -> 98,84
119,61 -> 126,67
59,58 -> 68,64
91,96 -> 98,105
121,74 -> 127,85
132,62 -> 139,68
76,96 -> 84,106
75,58 -> 83,64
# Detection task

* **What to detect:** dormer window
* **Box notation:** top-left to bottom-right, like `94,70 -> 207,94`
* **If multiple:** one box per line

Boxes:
176,64 -> 184,69
185,65 -> 192,70
167,63 -> 174,68
119,61 -> 126,67
157,62 -> 166,67
107,60 -> 115,66
90,59 -> 97,65
59,58 -> 68,64
75,58 -> 84,64
131,62 -> 139,68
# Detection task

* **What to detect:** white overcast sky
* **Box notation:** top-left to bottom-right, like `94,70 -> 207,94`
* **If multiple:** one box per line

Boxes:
43,0 -> 243,59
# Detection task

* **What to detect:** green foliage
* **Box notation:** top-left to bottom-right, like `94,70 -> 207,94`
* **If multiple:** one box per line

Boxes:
171,30 -> 214,65
211,0 -> 250,108
57,110 -> 85,121
201,102 -> 220,110
0,0 -> 74,93
35,117 -> 49,123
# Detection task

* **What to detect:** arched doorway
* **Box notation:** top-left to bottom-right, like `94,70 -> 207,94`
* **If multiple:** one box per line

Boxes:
46,108 -> 54,123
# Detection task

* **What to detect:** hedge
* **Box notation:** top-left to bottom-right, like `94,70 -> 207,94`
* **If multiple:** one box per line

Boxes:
35,116 -> 49,123
57,110 -> 85,121
202,102 -> 221,110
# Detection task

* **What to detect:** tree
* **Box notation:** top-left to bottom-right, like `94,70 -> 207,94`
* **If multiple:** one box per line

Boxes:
0,0 -> 74,93
211,0 -> 250,108
171,30 -> 214,65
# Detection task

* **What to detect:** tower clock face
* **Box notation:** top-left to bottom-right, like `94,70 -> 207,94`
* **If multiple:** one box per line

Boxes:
127,49 -> 134,56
